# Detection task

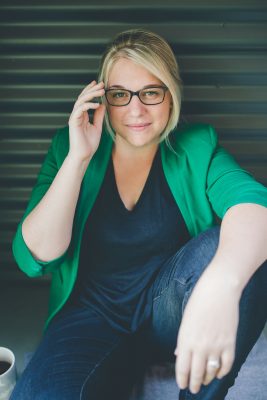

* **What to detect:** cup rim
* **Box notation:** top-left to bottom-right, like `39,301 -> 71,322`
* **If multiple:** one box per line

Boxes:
0,347 -> 15,378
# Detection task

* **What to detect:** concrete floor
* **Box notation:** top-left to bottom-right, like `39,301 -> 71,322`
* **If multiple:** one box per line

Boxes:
0,281 -> 49,377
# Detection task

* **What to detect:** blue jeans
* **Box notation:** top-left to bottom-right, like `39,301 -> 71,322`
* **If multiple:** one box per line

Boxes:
11,226 -> 267,399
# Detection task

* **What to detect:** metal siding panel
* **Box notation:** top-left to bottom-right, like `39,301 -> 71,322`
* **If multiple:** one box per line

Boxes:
0,0 -> 266,281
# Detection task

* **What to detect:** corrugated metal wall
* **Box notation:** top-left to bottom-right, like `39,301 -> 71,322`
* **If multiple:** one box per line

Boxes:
1,0 -> 267,281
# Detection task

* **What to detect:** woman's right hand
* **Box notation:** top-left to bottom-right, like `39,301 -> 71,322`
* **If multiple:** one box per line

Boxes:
68,80 -> 106,163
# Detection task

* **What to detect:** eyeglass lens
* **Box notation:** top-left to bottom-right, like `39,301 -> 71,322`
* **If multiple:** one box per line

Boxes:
106,87 -> 165,105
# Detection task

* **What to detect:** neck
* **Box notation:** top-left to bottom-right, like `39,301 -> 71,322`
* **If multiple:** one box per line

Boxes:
113,136 -> 159,164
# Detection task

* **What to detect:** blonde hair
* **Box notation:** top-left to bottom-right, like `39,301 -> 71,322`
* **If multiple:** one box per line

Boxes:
98,29 -> 182,149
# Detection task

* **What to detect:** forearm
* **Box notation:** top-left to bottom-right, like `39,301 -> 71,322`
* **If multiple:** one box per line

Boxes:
208,203 -> 267,294
175,202 -> 267,393
22,154 -> 90,262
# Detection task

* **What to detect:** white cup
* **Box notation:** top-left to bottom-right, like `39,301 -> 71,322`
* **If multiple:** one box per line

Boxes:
0,347 -> 17,400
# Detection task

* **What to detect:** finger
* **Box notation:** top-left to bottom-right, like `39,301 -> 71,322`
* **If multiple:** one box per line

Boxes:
203,368 -> 218,386
93,103 -> 106,132
189,354 -> 206,394
74,86 -> 105,106
69,102 -> 100,124
79,80 -> 104,98
175,349 -> 191,390
203,355 -> 221,386
74,88 -> 105,110
216,349 -> 235,379
79,80 -> 97,96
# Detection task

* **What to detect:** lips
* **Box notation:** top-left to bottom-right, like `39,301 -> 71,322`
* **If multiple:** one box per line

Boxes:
127,123 -> 151,128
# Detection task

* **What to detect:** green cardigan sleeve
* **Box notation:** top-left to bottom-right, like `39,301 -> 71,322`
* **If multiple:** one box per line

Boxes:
206,125 -> 267,218
12,128 -> 69,278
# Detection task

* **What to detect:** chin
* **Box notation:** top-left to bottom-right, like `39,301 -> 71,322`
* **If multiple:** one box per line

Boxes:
129,137 -> 159,148
114,127 -> 161,147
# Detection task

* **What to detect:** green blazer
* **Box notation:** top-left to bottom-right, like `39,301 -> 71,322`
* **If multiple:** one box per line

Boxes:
12,123 -> 267,329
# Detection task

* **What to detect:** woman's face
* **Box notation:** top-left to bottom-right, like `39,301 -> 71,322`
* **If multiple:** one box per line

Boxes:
106,58 -> 172,150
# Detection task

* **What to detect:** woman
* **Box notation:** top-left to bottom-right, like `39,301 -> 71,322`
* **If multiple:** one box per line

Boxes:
11,29 -> 267,399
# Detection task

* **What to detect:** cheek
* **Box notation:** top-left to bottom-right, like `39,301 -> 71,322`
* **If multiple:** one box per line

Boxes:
107,107 -> 122,126
157,104 -> 171,126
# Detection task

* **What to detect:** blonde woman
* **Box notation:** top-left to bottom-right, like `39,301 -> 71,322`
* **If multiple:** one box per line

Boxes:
11,29 -> 267,399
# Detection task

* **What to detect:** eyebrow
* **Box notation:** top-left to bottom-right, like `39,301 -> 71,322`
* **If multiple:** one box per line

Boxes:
108,84 -> 163,89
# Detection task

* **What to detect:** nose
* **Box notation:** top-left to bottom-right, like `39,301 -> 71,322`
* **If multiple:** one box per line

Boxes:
127,94 -> 146,115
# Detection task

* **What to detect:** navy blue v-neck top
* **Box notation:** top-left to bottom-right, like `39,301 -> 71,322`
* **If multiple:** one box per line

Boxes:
70,147 -> 191,333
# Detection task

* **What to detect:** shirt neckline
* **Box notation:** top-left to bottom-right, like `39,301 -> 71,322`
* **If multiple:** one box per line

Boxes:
111,147 -> 160,214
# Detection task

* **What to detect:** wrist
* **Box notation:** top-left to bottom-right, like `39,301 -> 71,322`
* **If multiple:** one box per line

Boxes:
202,261 -> 244,299
66,153 -> 91,176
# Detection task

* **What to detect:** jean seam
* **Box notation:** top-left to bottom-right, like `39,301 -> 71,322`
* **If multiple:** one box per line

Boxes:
152,275 -> 190,303
79,338 -> 122,399
181,287 -> 193,315
152,285 -> 170,302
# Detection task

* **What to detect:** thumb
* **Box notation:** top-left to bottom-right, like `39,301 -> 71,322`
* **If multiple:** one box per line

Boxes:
93,103 -> 106,132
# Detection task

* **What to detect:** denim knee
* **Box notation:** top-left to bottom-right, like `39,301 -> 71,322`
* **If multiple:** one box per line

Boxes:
144,226 -> 221,361
172,225 -> 220,286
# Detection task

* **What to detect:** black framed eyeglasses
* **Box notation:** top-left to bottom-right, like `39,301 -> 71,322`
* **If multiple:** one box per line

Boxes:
105,86 -> 168,106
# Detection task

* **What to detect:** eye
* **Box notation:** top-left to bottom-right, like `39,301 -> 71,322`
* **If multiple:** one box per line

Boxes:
143,89 -> 161,97
111,90 -> 129,99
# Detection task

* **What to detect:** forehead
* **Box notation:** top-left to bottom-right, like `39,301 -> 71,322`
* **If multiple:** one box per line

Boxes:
107,58 -> 162,88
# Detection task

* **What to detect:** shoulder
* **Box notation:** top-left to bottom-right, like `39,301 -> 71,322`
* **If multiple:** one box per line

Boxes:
169,122 -> 218,151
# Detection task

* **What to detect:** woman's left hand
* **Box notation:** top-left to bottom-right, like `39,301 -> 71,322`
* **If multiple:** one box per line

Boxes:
174,266 -> 241,394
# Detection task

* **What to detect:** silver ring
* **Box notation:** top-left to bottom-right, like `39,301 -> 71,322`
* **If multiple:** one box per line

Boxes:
207,359 -> 220,370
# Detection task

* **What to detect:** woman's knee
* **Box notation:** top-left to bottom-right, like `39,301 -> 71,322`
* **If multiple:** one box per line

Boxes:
191,225 -> 220,263
173,225 -> 220,286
